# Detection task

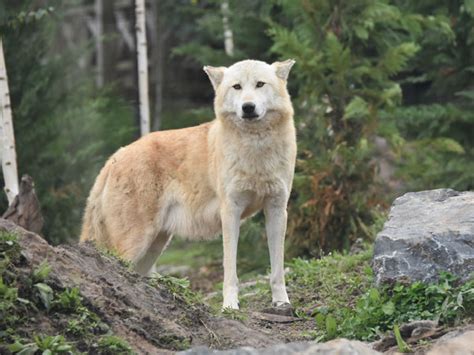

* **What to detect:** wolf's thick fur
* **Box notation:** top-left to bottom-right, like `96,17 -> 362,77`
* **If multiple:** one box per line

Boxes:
80,59 -> 296,309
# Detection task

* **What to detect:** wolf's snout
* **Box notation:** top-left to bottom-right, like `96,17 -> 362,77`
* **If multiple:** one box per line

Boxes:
242,102 -> 256,114
242,102 -> 258,120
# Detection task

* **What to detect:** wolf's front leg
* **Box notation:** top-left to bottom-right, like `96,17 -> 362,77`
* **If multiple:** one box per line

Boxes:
264,199 -> 290,306
221,202 -> 242,310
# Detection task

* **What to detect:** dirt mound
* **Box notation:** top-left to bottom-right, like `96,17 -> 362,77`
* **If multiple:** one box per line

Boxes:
0,219 -> 277,354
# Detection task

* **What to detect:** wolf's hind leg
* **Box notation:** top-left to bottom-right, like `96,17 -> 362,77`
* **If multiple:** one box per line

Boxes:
134,232 -> 173,276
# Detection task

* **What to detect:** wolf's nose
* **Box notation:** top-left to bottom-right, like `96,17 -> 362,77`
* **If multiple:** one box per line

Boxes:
242,102 -> 256,114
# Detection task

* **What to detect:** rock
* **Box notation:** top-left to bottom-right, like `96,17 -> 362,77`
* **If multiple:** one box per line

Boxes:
427,326 -> 474,355
261,302 -> 294,317
179,339 -> 380,354
399,320 -> 438,338
373,189 -> 474,284
371,320 -> 442,352
251,312 -> 300,323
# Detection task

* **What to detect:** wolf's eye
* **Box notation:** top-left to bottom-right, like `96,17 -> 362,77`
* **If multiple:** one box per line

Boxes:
232,84 -> 242,90
256,81 -> 265,88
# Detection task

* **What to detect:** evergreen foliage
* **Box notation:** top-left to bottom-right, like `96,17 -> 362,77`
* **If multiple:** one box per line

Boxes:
0,0 -> 472,254
268,0 -> 433,255
0,2 -> 135,243
384,0 -> 474,191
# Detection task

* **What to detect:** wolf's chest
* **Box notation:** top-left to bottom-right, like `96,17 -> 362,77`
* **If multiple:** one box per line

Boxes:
223,142 -> 290,196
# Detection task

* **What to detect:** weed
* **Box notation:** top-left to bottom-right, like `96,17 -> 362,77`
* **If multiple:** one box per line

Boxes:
0,232 -> 21,268
55,288 -> 82,312
394,324 -> 411,353
150,274 -> 203,306
282,247 -> 473,342
32,260 -> 52,283
34,282 -> 54,311
64,302 -> 108,337
0,276 -> 20,327
157,334 -> 191,350
97,335 -> 134,354
312,272 -> 473,341
221,307 -> 247,321
9,334 -> 73,354
97,245 -> 133,269
286,248 -> 374,315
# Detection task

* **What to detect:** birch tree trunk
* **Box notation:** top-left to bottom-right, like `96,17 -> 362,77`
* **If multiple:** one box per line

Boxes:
149,1 -> 171,131
0,38 -> 19,205
135,0 -> 150,136
95,0 -> 104,87
221,0 -> 234,57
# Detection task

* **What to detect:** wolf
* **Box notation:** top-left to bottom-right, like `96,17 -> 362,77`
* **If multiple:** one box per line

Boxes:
80,59 -> 296,310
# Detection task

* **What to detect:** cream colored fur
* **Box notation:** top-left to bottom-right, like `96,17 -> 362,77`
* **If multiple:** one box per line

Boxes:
80,59 -> 296,309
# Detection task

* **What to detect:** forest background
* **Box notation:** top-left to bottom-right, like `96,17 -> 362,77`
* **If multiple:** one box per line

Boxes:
0,0 -> 473,268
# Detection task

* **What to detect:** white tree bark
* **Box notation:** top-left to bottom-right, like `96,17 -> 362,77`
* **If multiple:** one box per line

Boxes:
95,0 -> 104,87
0,38 -> 19,205
135,0 -> 150,136
221,0 -> 234,57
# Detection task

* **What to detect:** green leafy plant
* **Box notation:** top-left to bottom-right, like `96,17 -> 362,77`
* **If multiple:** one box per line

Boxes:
268,0 -> 432,255
97,335 -> 133,355
394,324 -> 411,353
9,335 -> 73,354
222,307 -> 248,321
0,232 -> 21,270
0,276 -> 19,326
54,288 -> 82,313
34,283 -> 54,312
150,274 -> 203,306
317,273 -> 474,341
32,261 -> 52,283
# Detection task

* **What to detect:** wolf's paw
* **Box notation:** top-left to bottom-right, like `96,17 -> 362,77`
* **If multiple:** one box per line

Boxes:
222,299 -> 240,310
222,285 -> 239,310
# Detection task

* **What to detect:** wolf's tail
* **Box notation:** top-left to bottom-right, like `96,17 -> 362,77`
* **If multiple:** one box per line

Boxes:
79,164 -> 110,244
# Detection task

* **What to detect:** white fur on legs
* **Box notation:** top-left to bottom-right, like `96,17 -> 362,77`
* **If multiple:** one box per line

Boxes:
264,201 -> 290,306
147,264 -> 158,277
221,202 -> 243,309
134,232 -> 172,276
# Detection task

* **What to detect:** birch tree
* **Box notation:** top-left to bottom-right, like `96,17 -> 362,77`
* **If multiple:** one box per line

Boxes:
95,0 -> 104,87
0,38 -> 19,205
221,0 -> 234,56
149,1 -> 172,131
135,0 -> 150,136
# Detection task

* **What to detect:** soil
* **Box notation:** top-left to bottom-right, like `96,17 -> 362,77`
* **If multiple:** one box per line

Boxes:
2,218 -> 471,354
0,219 -> 280,354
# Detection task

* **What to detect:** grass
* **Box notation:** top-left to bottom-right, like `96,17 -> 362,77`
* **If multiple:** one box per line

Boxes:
287,249 -> 473,342
202,244 -> 473,344
3,226 -> 473,351
158,218 -> 270,280
149,273 -> 203,307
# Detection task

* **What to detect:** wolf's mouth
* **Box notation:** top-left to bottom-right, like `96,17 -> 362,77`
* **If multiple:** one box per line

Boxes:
242,113 -> 259,120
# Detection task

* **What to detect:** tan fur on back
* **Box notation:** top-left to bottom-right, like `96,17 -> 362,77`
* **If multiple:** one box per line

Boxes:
80,59 -> 296,283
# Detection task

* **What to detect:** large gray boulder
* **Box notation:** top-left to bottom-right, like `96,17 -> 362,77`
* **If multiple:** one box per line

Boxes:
373,189 -> 474,284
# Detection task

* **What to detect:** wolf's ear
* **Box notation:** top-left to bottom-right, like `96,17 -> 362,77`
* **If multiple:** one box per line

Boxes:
203,66 -> 226,90
272,59 -> 296,81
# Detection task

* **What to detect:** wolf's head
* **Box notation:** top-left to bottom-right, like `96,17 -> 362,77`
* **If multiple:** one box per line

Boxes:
204,59 -> 295,129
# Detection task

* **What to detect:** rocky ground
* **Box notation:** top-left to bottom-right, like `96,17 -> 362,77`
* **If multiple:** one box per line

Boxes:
0,219 -> 278,354
1,189 -> 473,354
